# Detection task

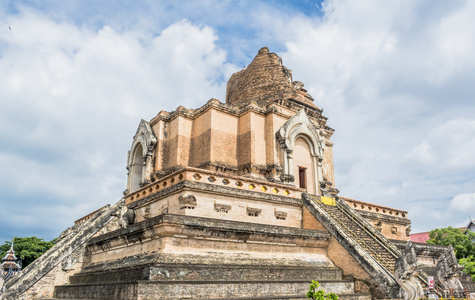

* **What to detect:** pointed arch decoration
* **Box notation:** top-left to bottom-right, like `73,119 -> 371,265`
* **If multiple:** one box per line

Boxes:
276,109 -> 324,195
126,119 -> 157,193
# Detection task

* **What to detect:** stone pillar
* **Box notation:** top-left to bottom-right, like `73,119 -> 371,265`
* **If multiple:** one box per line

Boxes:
286,149 -> 293,176
312,154 -> 321,196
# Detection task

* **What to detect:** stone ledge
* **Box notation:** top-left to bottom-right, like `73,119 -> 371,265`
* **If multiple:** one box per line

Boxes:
391,239 -> 448,257
150,96 -> 325,127
127,180 -> 302,209
126,166 -> 303,206
64,279 -> 353,286
87,214 -> 331,247
81,252 -> 336,275
216,294 -> 371,300
341,196 -> 408,219
42,296 -> 370,300
41,295 -> 371,300
70,263 -> 343,284
357,210 -> 411,225
54,280 -> 356,300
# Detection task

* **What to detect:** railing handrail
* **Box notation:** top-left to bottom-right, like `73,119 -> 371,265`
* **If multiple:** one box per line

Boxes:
314,196 -> 396,277
336,200 -> 400,259
335,198 -> 444,297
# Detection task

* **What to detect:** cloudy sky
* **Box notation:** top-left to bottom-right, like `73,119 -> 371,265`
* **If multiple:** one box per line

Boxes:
1,0 -> 474,243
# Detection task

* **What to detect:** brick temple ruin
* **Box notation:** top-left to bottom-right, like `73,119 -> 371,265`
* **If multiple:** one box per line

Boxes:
1,47 -> 472,300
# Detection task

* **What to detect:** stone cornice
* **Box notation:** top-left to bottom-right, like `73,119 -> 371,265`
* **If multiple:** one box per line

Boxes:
125,166 -> 303,206
149,98 -> 332,131
127,179 -> 303,210
87,213 -> 331,247
390,239 -> 448,258
340,196 -> 408,219
357,210 -> 411,226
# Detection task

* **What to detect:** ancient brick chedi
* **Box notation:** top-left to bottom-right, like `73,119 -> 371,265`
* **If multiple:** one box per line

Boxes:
1,47 -> 466,300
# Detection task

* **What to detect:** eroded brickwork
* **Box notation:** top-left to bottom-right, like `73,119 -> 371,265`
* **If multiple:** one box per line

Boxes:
327,237 -> 372,281
302,206 -> 327,231
226,47 -> 317,109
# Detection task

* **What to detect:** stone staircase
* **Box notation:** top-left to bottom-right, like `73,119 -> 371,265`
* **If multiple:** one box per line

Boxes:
319,199 -> 398,273
1,200 -> 124,300
302,193 -> 401,298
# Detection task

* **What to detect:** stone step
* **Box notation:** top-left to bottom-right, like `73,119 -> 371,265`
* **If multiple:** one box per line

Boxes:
320,202 -> 397,270
69,264 -> 343,285
3,202 -> 124,298
42,293 -> 372,300
210,292 -> 372,300
54,280 -> 357,299
302,193 -> 401,298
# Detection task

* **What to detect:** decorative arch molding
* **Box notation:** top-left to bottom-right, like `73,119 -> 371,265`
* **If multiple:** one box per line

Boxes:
276,109 -> 324,195
126,119 -> 157,193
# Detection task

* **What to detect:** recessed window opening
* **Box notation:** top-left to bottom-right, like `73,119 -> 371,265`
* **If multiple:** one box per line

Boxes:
298,167 -> 307,189
131,144 -> 144,191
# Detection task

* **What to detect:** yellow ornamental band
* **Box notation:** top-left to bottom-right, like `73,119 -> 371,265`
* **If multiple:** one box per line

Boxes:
321,197 -> 336,206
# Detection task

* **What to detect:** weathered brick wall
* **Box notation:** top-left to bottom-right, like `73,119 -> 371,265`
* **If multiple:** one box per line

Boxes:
20,253 -> 84,300
85,214 -> 330,265
327,237 -> 372,281
210,109 -> 239,165
188,110 -> 212,168
302,206 -> 327,231
226,47 -> 317,109
226,47 -> 293,107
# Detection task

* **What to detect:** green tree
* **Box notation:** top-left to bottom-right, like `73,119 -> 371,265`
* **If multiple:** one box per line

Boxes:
0,237 -> 55,268
426,226 -> 475,280
426,227 -> 475,259
459,255 -> 475,281
307,280 -> 339,300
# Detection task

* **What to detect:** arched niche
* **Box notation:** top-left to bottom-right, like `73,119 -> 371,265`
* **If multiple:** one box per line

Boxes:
293,137 -> 316,194
130,143 -> 144,191
126,119 -> 157,193
276,109 -> 324,195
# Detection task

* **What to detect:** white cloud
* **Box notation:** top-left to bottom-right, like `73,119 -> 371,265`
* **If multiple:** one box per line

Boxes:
0,8 -> 236,241
406,118 -> 475,170
1,0 -> 475,240
449,193 -> 475,215
275,0 -> 475,231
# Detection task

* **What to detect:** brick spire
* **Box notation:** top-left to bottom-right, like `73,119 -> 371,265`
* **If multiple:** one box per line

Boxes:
226,47 -> 318,109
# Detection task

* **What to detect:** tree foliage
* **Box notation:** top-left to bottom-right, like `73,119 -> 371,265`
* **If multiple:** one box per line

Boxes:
459,255 -> 475,281
307,280 -> 339,300
426,226 -> 475,280
0,237 -> 55,268
426,226 -> 475,259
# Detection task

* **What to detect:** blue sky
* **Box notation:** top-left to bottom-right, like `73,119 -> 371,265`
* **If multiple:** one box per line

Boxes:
1,0 -> 474,243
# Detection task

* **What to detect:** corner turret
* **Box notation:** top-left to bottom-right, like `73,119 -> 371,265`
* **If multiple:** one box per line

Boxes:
2,239 -> 21,281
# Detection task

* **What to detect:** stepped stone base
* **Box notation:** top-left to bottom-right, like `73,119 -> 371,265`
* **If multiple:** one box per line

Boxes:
51,213 -> 363,300
54,252 -> 351,300
44,295 -> 371,300
54,280 -> 361,300
69,264 -> 343,284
